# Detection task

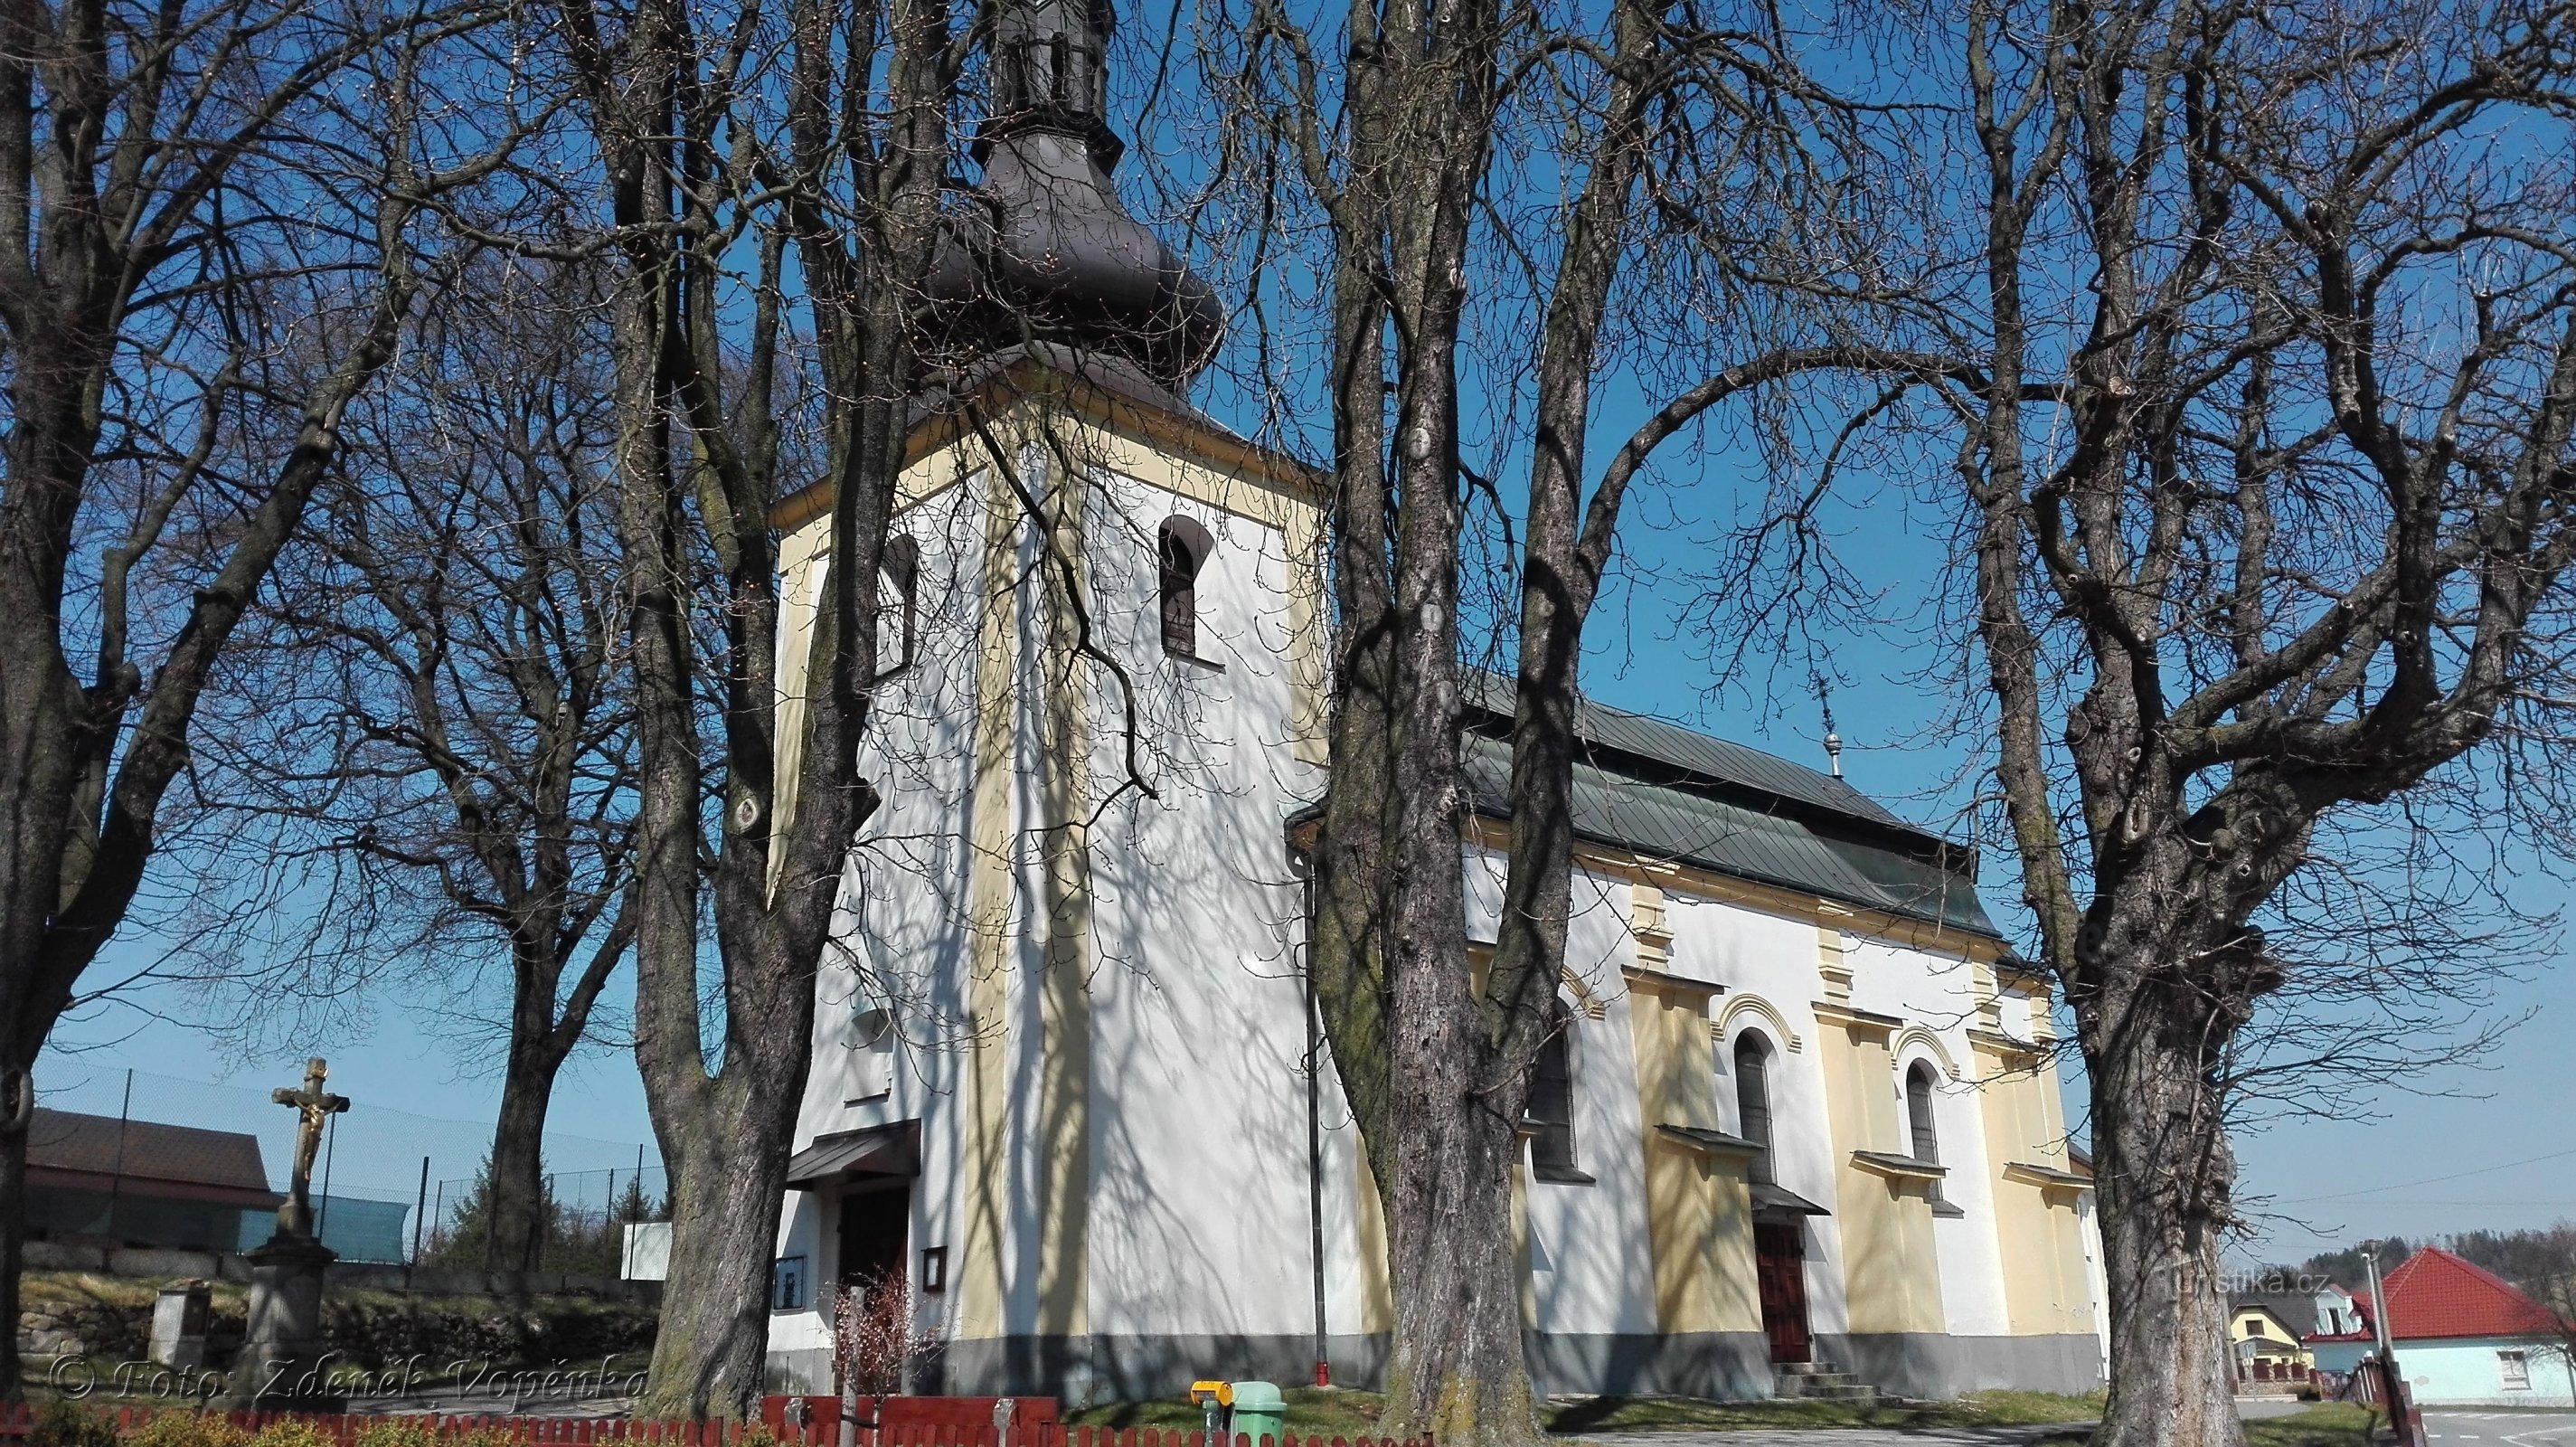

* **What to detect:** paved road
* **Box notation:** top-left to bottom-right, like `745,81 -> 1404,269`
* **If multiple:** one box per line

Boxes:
1572,1400 -> 2329,1447
1576,1430 -> 2088,1447
2423,1411 -> 2576,1447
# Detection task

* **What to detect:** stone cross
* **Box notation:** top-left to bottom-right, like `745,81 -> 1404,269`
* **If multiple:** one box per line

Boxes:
270,1056 -> 349,1240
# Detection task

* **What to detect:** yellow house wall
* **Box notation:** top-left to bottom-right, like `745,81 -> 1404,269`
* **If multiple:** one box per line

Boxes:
1625,979 -> 1759,1335
1972,1041 -> 2093,1338
1817,1013 -> 1945,1335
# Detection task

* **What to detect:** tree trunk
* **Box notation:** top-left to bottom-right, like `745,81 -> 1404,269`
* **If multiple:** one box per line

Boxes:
2081,952 -> 2250,1447
1380,1041 -> 1536,1442
486,1026 -> 568,1276
0,1061 -> 33,1401
637,1075 -> 800,1418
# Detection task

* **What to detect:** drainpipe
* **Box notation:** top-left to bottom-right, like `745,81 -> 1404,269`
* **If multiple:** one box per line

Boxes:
1294,843 -> 1328,1387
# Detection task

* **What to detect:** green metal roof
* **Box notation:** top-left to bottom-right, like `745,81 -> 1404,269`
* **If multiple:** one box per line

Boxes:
1459,678 -> 2002,941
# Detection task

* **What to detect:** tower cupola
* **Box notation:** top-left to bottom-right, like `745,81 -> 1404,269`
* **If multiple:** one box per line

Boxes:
920,0 -> 1222,392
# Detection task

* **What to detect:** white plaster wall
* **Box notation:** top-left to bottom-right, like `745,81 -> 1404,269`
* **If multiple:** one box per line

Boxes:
1073,464 -> 1323,1345
2398,1337 -> 2576,1407
771,471 -> 999,1363
1521,862 -> 1657,1338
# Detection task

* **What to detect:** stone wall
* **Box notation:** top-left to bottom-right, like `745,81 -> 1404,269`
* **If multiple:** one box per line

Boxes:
21,1240 -> 657,1301
17,1271 -> 660,1373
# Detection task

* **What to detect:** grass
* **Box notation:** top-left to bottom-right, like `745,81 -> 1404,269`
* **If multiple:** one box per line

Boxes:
1070,1391 -> 2391,1444
2243,1404 -> 2383,1447
1541,1390 -> 2105,1434
1069,1388 -> 2110,1438
1071,1388 -> 1388,1437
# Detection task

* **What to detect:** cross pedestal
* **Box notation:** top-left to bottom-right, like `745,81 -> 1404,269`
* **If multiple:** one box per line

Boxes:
225,1234 -> 345,1408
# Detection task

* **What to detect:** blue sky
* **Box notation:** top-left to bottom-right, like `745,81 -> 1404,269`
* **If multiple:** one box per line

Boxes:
38,0 -> 2574,1270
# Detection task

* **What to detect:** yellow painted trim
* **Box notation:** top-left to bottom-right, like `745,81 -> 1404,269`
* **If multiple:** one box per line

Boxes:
769,356 -> 1326,533
1626,974 -> 1760,1336
1560,967 -> 1608,1021
1714,994 -> 1803,1054
1030,441 -> 1095,1340
953,459 -> 1024,1343
1466,818 -> 2009,965
1816,1005 -> 1946,1335
1354,1144 -> 1393,1333
1891,1025 -> 1958,1078
1811,1000 -> 1902,1039
1621,963 -> 1722,997
1850,1149 -> 1947,1182
1967,1026 -> 2044,1062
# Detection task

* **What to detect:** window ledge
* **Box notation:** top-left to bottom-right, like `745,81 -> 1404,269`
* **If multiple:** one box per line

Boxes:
1930,1198 -> 1967,1218
1851,1149 -> 1947,1181
1167,648 -> 1225,673
1533,1165 -> 1596,1187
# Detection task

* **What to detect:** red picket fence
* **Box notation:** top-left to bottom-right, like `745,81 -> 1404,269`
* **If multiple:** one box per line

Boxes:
0,1404 -> 1431,1447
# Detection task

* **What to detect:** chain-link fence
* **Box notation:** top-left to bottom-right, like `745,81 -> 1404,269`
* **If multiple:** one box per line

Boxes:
29,1064 -> 664,1272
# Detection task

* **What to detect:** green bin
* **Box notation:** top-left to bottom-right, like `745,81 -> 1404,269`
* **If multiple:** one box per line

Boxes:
1229,1381 -> 1286,1446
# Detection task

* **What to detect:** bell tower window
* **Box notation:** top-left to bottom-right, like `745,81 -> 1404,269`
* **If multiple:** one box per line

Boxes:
877,534 -> 919,676
1158,516 -> 1212,659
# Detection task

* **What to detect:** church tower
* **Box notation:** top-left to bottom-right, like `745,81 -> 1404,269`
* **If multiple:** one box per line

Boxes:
762,0 -> 1332,1401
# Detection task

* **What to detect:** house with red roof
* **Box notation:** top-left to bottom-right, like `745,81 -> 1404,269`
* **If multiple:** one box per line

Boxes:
2307,1247 -> 2574,1407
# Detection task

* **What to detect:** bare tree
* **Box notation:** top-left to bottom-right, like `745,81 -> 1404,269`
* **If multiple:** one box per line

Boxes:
1686,3 -> 2576,1444
0,0 -> 527,1398
191,267 -> 637,1276
1194,0 -> 1873,1437
543,0 -> 968,1412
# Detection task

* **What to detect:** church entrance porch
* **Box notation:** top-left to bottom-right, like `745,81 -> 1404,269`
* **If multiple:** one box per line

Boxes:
837,1184 -> 911,1296
1756,1222 -> 1812,1366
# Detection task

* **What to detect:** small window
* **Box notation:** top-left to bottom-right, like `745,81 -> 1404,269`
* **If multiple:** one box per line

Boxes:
1528,1002 -> 1581,1181
2501,1351 -> 2531,1390
2246,1318 -> 2267,1338
1733,1032 -> 1775,1186
772,1253 -> 810,1311
876,535 -> 919,676
1906,1061 -> 1949,1205
1906,1062 -> 1940,1164
1157,516 -> 1212,658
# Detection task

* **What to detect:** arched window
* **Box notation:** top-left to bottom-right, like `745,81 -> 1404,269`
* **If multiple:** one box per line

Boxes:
877,535 -> 920,676
1527,1001 -> 1581,1181
1733,1032 -> 1775,1186
1905,1062 -> 1940,1165
1158,516 -> 1211,658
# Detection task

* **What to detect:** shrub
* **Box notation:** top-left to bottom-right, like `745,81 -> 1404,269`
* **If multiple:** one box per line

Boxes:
354,1423 -> 442,1447
130,1413 -> 253,1447
246,1420 -> 337,1447
26,1402 -> 119,1447
832,1265 -> 922,1395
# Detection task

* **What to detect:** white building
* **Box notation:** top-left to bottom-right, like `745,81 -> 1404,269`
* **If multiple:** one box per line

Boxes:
756,0 -> 2106,1406
2309,1249 -> 2574,1408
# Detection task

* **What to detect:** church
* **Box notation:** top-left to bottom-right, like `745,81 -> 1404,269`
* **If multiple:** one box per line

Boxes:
759,0 -> 2109,1407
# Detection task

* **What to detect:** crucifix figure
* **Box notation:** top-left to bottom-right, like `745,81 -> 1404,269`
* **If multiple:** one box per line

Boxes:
271,1056 -> 349,1240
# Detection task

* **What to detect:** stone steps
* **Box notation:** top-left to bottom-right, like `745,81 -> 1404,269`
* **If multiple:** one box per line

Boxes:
1773,1360 -> 1889,1404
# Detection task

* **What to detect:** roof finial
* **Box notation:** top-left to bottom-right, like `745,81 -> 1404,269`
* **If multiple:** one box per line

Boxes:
1811,671 -> 1843,778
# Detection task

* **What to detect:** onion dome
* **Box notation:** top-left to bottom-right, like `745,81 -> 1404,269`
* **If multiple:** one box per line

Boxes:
920,0 -> 1223,392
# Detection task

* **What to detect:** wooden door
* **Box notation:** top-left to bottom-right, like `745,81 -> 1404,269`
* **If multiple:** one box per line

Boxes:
837,1185 -> 911,1290
1755,1222 -> 1812,1365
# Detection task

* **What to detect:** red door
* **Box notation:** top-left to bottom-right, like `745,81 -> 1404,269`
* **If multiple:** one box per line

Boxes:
1755,1222 -> 1812,1364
